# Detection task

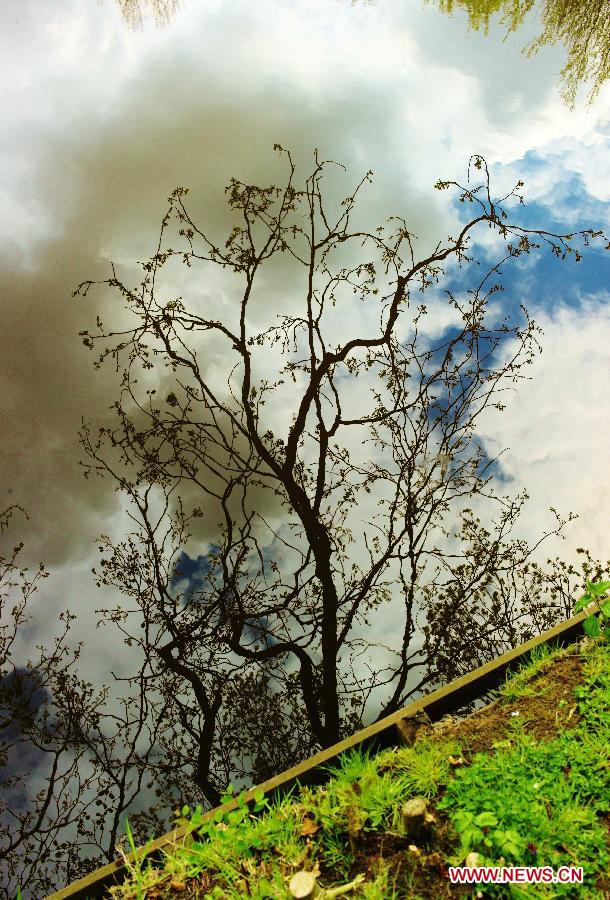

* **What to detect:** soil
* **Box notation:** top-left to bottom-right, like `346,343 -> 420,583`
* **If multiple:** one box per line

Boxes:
323,644 -> 610,899
115,640 -> 610,899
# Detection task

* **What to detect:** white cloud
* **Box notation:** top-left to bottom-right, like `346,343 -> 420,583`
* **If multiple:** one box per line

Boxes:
473,292 -> 610,565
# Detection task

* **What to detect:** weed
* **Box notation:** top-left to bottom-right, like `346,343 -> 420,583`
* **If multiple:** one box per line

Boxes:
103,631 -> 610,899
374,735 -> 463,798
102,817 -> 162,899
574,578 -> 610,640
320,829 -> 356,878
438,652 -> 610,886
496,641 -> 562,702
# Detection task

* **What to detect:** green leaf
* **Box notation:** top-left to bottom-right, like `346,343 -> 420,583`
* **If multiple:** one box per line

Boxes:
584,616 -> 601,638
193,805 -> 204,822
462,826 -> 484,848
574,580 -> 610,613
491,739 -> 514,750
453,810 -> 475,831
474,811 -> 498,827
181,805 -> 189,817
228,808 -> 247,826
587,580 -> 610,596
505,829 -> 524,845
574,596 -> 591,613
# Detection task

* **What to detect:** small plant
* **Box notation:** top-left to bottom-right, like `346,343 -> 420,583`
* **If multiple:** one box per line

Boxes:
104,636 -> 610,899
360,856 -> 401,899
450,808 -> 525,860
438,659 -> 610,880
168,784 -> 273,880
496,641 -> 559,702
172,784 -> 270,839
321,829 -> 356,879
114,817 -> 157,899
375,735 -> 463,798
574,578 -> 610,639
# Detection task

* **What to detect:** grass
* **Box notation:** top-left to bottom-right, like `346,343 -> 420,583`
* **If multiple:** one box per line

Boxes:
86,634 -> 610,899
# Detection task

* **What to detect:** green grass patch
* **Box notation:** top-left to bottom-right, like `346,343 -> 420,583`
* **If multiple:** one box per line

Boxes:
86,633 -> 610,899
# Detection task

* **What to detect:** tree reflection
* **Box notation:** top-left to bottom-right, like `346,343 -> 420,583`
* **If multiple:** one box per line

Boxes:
108,0 -> 181,29
427,0 -> 609,108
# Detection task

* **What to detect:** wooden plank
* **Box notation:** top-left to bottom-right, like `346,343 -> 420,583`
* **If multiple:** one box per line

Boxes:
45,606 -> 594,899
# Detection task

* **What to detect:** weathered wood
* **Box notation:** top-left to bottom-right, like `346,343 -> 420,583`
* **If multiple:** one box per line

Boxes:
400,796 -> 428,836
289,871 -> 322,899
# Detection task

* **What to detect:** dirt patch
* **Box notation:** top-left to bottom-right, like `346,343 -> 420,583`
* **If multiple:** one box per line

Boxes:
418,651 -> 586,757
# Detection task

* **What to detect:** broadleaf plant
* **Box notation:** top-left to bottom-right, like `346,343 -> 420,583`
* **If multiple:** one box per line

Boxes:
574,579 -> 610,639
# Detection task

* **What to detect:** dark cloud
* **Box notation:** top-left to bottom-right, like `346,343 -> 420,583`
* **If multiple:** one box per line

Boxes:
0,26 -> 446,569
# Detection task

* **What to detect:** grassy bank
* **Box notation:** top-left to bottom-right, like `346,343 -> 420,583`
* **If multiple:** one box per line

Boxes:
104,633 -> 610,899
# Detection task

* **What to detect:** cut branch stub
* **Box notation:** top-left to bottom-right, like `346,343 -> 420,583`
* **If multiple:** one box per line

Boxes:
288,870 -> 366,899
289,871 -> 323,899
401,796 -> 428,836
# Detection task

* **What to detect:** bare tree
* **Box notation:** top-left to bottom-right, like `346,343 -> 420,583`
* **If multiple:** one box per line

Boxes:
0,506 -> 95,896
71,145 -> 608,816
0,506 -> 176,897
